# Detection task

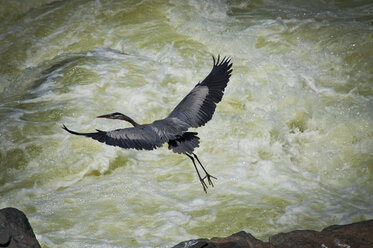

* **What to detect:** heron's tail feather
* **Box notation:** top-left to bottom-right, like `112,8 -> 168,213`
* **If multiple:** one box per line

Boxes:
168,132 -> 200,154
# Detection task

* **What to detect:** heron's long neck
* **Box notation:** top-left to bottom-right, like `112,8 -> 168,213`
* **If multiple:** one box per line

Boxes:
120,115 -> 140,127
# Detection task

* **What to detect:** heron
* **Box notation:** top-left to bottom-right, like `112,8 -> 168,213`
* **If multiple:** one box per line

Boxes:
63,55 -> 232,193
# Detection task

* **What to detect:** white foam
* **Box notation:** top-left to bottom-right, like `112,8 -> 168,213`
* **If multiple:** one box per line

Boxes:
0,0 -> 372,247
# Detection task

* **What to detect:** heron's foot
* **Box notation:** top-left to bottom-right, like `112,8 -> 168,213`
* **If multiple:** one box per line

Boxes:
186,153 -> 217,193
199,173 -> 217,193
202,173 -> 217,187
199,178 -> 209,193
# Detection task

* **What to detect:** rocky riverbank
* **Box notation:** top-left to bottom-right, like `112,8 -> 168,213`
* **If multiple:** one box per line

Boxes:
1,207 -> 372,247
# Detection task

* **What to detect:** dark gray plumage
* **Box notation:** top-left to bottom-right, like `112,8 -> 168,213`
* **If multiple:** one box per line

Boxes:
63,55 -> 232,192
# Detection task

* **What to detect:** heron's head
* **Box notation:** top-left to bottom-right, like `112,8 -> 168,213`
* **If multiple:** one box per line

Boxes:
97,112 -> 125,120
97,112 -> 139,126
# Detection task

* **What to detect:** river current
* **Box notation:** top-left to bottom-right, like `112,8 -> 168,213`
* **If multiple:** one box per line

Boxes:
0,0 -> 372,247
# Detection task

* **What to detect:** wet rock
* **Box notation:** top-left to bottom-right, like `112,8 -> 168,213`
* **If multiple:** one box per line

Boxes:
171,231 -> 263,248
172,231 -> 269,248
172,219 -> 373,248
271,219 -> 373,248
0,208 -> 41,248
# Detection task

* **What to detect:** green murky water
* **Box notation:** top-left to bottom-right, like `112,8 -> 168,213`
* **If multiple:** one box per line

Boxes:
1,0 -> 372,247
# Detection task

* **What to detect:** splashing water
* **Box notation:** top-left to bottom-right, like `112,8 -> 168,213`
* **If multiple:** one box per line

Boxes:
0,0 -> 372,247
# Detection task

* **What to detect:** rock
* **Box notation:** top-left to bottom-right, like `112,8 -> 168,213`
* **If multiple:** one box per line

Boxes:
172,231 -> 269,248
270,219 -> 373,248
172,219 -> 373,248
0,208 -> 41,248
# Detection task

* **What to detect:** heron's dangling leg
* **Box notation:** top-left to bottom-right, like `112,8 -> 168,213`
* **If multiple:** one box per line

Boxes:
192,153 -> 217,187
186,153 -> 208,193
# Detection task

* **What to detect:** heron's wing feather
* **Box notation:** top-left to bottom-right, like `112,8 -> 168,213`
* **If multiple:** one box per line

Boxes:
62,117 -> 189,151
63,125 -> 162,150
168,55 -> 232,128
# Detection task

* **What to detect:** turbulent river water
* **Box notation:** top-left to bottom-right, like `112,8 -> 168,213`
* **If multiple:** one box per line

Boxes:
1,0 -> 372,247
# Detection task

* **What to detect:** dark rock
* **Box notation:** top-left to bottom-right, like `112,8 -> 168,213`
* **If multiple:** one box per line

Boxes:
172,219 -> 373,248
172,231 -> 269,248
0,208 -> 41,248
270,219 -> 373,248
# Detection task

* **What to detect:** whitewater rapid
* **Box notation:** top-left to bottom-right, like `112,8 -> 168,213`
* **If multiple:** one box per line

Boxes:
0,1 -> 372,247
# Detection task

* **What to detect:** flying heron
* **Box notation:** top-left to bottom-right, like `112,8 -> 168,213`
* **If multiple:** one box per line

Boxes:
63,55 -> 233,193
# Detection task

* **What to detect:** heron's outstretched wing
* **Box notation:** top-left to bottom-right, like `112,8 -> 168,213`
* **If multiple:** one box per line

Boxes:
63,125 -> 160,150
168,55 -> 232,128
62,117 -> 189,151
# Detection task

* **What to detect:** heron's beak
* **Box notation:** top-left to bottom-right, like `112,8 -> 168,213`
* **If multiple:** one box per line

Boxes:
97,114 -> 112,119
